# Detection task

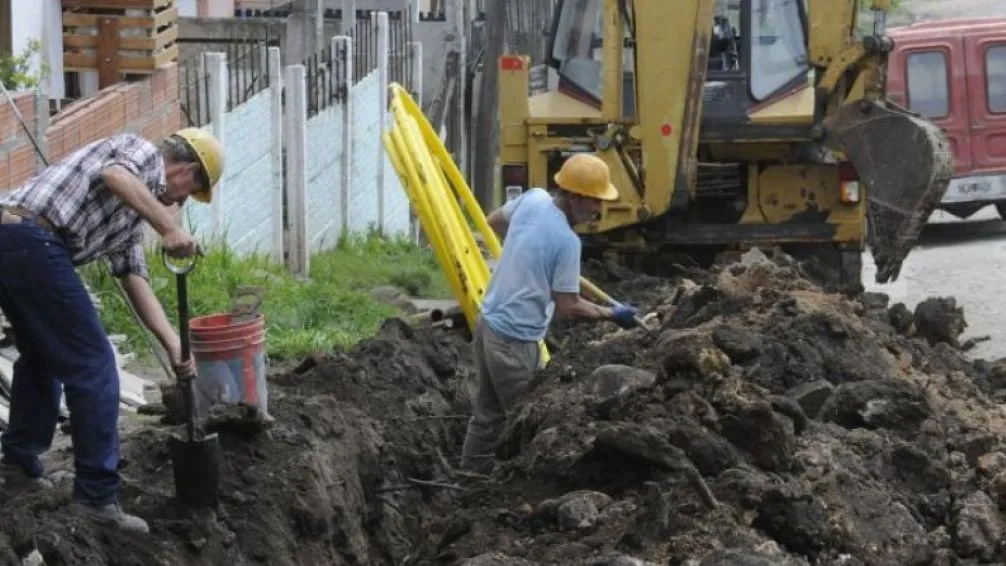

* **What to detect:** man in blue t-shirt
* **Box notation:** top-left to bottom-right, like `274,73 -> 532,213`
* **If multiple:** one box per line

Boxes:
460,153 -> 639,471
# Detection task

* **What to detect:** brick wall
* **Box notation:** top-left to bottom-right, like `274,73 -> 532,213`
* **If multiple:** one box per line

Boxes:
0,64 -> 182,194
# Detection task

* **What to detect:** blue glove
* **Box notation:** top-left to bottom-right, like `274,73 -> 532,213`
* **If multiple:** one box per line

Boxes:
610,304 -> 638,329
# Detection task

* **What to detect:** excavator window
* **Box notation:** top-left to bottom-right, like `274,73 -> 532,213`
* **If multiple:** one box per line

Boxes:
547,0 -> 810,111
748,0 -> 809,100
550,0 -> 605,101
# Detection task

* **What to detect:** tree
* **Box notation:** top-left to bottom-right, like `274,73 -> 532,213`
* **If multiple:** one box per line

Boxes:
0,39 -> 49,91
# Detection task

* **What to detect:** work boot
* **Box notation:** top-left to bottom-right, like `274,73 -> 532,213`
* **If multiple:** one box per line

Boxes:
0,462 -> 53,491
72,502 -> 150,534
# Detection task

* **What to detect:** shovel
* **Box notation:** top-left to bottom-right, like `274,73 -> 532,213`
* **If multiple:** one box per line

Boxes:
164,249 -> 221,508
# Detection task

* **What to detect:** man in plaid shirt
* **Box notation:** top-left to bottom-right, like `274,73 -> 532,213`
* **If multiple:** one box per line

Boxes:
0,128 -> 224,533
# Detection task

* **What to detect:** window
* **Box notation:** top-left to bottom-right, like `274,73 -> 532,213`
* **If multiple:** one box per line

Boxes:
551,0 -> 605,101
749,0 -> 809,101
906,51 -> 950,119
988,45 -> 1006,114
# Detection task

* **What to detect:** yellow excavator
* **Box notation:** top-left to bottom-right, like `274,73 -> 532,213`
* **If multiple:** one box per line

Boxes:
496,0 -> 954,286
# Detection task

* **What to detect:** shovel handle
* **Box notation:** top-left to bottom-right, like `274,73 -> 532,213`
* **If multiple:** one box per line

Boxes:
177,272 -> 190,362
173,264 -> 197,442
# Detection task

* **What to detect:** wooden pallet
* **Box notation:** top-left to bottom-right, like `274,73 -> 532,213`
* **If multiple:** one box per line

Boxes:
62,0 -> 179,88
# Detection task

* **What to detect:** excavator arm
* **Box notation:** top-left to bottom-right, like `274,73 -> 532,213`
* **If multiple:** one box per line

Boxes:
808,0 -> 954,283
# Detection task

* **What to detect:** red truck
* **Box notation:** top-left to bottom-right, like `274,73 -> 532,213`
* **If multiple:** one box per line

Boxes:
886,17 -> 1006,219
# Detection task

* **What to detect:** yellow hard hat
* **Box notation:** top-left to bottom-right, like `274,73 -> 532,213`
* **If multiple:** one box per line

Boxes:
553,153 -> 619,202
172,127 -> 224,203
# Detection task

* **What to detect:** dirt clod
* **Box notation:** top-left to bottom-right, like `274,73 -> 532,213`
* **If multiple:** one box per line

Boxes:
7,250 -> 1006,565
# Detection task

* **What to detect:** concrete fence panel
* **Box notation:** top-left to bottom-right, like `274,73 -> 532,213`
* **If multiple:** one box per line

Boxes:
174,10 -> 421,275
349,69 -> 382,235
183,50 -> 283,259
305,103 -> 344,252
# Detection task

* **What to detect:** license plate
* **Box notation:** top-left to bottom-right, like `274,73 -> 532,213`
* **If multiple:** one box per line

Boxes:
941,174 -> 1006,204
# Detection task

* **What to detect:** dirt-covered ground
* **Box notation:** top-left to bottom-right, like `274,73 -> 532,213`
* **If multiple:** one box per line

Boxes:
5,248 -> 1006,565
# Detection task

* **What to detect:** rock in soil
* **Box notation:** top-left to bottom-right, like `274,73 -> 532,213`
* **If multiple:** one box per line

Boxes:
6,250 -> 1006,566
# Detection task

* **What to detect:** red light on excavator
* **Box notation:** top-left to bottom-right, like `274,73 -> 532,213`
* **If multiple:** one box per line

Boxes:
501,56 -> 524,71
660,123 -> 673,137
838,162 -> 860,204
838,162 -> 859,182
501,164 -> 528,201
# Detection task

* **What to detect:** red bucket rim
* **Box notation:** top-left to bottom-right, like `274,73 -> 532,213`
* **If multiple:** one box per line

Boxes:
190,313 -> 264,330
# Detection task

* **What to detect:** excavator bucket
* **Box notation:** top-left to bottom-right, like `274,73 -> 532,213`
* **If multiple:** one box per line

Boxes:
824,100 -> 954,284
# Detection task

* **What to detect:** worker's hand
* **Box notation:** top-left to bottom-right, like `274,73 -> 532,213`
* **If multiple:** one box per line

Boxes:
168,345 -> 196,380
162,227 -> 199,259
610,304 -> 639,330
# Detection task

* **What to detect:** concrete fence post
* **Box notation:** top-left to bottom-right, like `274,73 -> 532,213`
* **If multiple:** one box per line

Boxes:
337,35 -> 354,238
410,41 -> 423,108
205,52 -> 228,240
409,40 -> 423,243
374,11 -> 389,234
284,64 -> 309,277
32,89 -> 48,171
268,46 -> 284,264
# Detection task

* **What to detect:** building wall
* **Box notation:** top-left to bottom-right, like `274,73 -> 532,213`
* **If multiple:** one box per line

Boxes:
178,0 -> 199,16
0,64 -> 181,193
198,0 -> 236,17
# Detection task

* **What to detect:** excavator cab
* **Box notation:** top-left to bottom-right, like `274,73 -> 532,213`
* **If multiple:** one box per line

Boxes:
498,0 -> 953,285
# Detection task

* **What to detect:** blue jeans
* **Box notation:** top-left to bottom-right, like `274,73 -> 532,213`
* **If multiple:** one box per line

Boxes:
0,219 -> 121,505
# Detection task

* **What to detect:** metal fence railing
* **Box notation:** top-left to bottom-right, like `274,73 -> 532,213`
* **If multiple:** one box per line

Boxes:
179,58 -> 211,128
351,10 -> 413,88
302,39 -> 350,119
223,40 -> 273,111
178,39 -> 272,126
177,12 -> 415,122
386,10 -> 414,90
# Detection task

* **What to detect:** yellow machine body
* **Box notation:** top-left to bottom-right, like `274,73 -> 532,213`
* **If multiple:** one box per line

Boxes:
498,0 -> 953,285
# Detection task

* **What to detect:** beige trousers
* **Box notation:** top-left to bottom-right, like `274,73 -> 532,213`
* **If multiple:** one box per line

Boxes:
460,318 -> 540,471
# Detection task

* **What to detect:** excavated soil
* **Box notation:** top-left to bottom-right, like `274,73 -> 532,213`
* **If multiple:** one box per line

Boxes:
5,248 -> 1006,565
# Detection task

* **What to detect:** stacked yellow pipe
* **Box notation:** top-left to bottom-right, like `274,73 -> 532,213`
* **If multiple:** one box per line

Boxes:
382,83 -> 551,364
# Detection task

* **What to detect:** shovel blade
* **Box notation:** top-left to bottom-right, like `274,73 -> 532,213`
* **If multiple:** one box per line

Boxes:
169,432 -> 221,507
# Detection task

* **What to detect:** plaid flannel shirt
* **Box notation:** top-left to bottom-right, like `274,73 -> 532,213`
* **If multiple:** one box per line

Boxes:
0,133 -> 166,280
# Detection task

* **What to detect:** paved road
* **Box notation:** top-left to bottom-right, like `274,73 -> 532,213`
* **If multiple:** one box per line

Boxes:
893,0 -> 1006,24
863,206 -> 1006,361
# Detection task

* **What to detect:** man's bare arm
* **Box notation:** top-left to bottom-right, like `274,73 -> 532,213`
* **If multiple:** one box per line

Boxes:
486,208 -> 509,241
102,165 -> 178,237
553,291 -> 612,323
119,273 -> 181,356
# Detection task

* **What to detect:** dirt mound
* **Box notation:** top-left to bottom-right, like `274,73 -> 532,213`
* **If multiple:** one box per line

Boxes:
413,251 -> 1006,565
5,249 -> 1006,565
0,318 -> 475,565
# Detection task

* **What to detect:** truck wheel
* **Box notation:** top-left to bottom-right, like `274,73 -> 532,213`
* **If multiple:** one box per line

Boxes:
782,245 -> 863,292
838,249 -> 863,289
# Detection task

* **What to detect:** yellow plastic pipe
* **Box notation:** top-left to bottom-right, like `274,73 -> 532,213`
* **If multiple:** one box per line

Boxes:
383,83 -> 550,364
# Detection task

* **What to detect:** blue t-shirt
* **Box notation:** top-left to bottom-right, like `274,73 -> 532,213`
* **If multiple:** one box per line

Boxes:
480,188 -> 581,342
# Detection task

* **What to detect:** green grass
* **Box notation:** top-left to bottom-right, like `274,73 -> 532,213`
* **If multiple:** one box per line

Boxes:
79,232 -> 452,361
